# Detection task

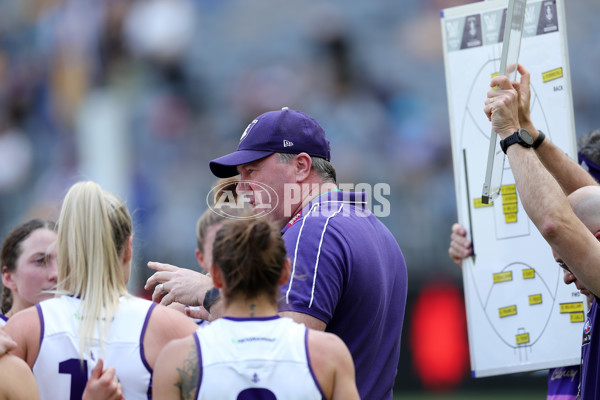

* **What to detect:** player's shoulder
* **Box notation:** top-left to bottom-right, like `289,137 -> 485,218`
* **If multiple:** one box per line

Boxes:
307,329 -> 349,360
148,303 -> 199,335
156,331 -> 198,375
5,305 -> 39,331
164,332 -> 196,355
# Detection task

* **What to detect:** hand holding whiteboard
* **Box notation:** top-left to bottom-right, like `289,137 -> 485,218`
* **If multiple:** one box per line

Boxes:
481,0 -> 527,204
442,0 -> 580,378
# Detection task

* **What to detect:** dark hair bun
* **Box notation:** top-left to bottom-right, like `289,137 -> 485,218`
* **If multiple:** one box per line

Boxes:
249,220 -> 272,251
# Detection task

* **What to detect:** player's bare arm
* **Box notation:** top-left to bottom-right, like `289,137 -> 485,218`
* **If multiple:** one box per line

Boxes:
176,341 -> 199,400
308,330 -> 359,400
153,336 -> 198,400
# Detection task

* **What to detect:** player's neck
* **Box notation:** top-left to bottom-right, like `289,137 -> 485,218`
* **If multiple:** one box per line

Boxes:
223,294 -> 278,318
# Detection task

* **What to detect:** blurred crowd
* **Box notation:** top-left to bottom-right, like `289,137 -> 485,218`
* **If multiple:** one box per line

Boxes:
0,0 -> 598,294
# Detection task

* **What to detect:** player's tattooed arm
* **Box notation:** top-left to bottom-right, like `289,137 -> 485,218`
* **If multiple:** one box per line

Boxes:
176,342 -> 199,400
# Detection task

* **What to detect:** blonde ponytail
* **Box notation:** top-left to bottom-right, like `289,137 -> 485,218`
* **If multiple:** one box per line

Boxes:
57,181 -> 132,357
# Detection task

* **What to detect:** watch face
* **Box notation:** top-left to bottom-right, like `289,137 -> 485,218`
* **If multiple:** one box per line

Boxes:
518,129 -> 534,145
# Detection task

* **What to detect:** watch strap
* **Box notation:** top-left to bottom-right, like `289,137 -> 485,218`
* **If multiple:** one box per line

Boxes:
500,131 -> 533,154
202,287 -> 220,313
500,132 -> 519,154
532,130 -> 545,149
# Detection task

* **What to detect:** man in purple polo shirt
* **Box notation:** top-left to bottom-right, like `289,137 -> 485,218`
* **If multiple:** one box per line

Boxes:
209,106 -> 408,400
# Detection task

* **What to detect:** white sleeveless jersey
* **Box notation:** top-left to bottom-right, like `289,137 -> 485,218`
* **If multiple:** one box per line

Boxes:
0,314 -> 7,326
33,296 -> 156,400
194,316 -> 324,400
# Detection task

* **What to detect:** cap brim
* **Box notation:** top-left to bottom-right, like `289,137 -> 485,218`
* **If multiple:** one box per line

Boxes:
209,150 -> 275,178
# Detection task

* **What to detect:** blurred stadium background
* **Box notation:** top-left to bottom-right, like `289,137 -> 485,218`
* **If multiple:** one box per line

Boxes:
0,0 -> 598,396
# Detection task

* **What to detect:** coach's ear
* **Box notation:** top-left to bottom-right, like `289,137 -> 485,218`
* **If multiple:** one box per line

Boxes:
293,153 -> 312,183
278,259 -> 291,286
195,249 -> 205,270
210,264 -> 224,289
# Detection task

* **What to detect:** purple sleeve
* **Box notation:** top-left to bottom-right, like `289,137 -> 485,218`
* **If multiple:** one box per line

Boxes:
547,366 -> 579,399
280,214 -> 347,324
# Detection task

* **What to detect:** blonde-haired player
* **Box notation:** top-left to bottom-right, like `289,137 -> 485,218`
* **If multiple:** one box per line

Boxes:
6,181 -> 198,399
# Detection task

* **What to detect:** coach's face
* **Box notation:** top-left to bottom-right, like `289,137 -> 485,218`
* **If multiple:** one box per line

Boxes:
553,248 -> 593,303
236,154 -> 298,228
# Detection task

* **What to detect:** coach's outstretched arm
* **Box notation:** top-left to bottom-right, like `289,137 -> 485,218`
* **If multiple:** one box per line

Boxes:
485,74 -> 600,297
449,65 -> 597,268
514,65 -> 597,194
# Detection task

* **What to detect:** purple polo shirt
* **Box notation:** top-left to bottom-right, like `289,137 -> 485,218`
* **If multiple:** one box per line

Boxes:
546,365 -> 579,400
280,191 -> 408,400
581,296 -> 599,399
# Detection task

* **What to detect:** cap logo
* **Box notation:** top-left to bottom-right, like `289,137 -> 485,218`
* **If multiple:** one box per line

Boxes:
240,119 -> 258,142
283,140 -> 294,148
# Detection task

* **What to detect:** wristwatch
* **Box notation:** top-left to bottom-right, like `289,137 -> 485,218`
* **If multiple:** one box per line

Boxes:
202,287 -> 220,313
500,128 -> 534,154
532,130 -> 545,149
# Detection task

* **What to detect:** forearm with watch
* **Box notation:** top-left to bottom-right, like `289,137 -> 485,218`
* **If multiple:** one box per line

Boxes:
520,120 -> 597,194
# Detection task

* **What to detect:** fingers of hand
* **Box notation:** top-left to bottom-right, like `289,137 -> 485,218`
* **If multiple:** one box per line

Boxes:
450,236 -> 471,257
491,75 -> 513,90
153,283 -> 164,294
450,231 -> 470,246
160,292 -> 175,306
484,94 -> 499,118
517,64 -> 531,85
144,273 -> 160,289
451,223 -> 467,236
0,338 -> 17,353
486,97 -> 497,115
187,307 -> 210,321
0,327 -> 17,353
145,271 -> 172,290
102,366 -> 117,383
147,261 -> 177,273
106,369 -> 123,400
113,386 -> 124,400
150,282 -> 166,302
448,248 -> 461,263
91,359 -> 104,378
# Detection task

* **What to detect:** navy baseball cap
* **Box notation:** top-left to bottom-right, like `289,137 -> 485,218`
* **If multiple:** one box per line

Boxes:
209,107 -> 331,178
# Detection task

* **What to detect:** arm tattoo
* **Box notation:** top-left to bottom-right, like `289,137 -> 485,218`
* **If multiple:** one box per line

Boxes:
175,342 -> 199,400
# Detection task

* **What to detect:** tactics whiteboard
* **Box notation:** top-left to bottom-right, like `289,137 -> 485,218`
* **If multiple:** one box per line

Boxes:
441,0 -> 584,377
